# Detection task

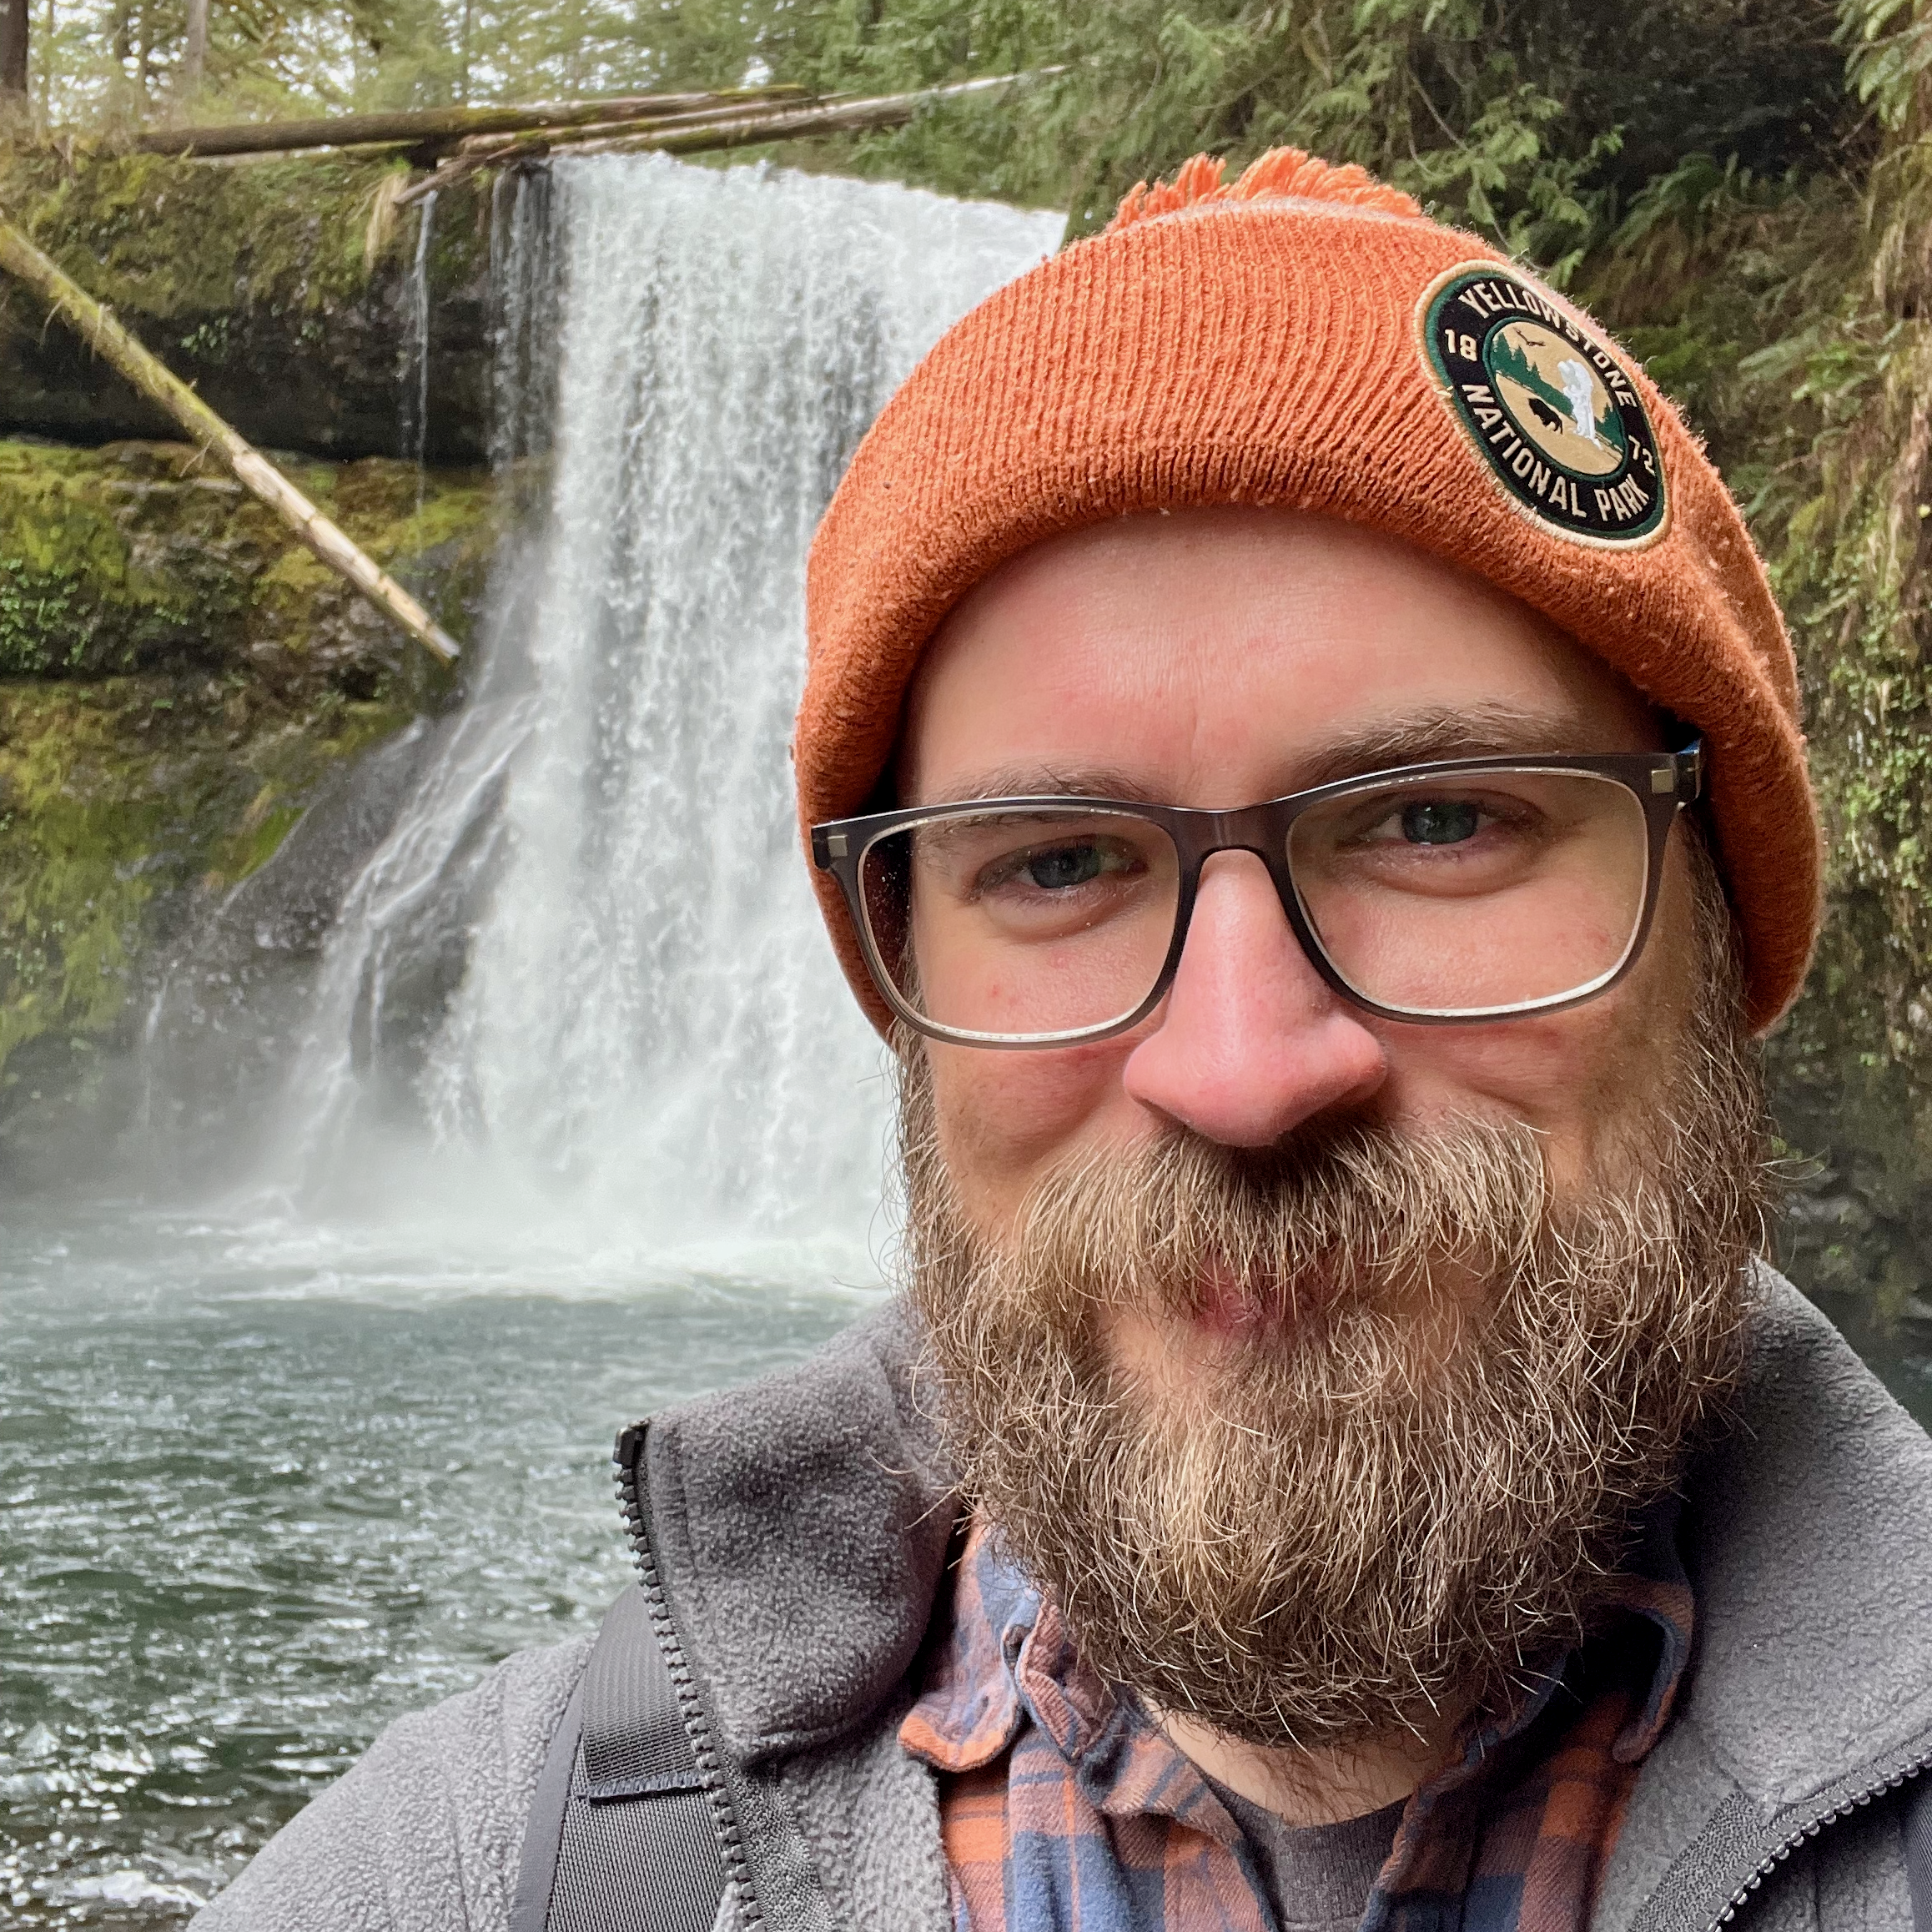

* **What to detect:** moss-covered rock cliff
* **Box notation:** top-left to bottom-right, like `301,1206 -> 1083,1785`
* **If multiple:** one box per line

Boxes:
0,148 -> 494,461
0,438 -> 494,1153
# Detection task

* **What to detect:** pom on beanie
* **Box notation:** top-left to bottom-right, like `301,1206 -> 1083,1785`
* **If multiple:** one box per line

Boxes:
1108,147 -> 1423,230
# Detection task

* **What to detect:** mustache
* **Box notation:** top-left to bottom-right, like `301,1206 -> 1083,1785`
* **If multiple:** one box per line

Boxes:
900,1073 -> 1763,1752
909,1104 -> 1556,1335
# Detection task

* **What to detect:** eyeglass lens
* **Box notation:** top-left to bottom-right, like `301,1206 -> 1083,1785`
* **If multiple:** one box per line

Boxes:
858,771 -> 1653,1041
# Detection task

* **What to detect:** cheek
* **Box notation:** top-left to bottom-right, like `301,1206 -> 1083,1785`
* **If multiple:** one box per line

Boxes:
927,1037 -> 1134,1226
1389,1013 -> 1643,1143
1370,874 -> 1698,1188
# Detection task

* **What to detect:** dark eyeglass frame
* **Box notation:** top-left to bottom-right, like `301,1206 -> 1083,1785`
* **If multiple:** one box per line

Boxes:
812,742 -> 1705,1049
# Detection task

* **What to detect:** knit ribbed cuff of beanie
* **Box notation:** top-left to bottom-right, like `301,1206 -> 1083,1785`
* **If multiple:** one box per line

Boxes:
798,148 -> 1821,1039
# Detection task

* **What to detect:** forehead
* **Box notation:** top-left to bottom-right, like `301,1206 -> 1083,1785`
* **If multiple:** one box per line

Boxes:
899,507 -> 1658,808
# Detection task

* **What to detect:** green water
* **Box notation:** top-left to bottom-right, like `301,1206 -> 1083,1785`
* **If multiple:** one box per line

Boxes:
0,1205 -> 871,1926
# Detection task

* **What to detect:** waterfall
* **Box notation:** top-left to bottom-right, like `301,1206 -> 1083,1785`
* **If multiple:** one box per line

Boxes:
488,166 -> 558,473
277,156 -> 1062,1273
400,191 -> 438,489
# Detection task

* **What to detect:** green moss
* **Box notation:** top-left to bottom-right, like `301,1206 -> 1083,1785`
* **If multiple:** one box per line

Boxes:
0,438 -> 494,683
0,440 -> 243,675
0,676 -> 417,1076
213,797 -> 307,886
0,148 -> 489,325
0,437 -> 496,1083
0,683 -> 161,1067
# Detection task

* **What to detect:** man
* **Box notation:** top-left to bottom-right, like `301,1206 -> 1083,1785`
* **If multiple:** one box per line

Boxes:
195,150 -> 1932,1932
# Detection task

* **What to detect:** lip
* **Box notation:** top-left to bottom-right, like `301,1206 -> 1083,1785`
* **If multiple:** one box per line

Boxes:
1190,1251 -> 1335,1339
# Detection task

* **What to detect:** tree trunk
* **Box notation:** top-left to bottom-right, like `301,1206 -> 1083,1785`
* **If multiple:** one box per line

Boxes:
132,86 -> 802,157
394,71 -> 1049,208
0,219 -> 460,663
179,0 -> 206,105
0,0 -> 30,107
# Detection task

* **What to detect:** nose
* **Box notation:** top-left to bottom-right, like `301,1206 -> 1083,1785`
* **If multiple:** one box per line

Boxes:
1121,849 -> 1389,1147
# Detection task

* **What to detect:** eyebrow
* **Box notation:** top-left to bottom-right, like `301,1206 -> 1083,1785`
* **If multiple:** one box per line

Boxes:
921,763 -> 1170,807
918,702 -> 1619,810
1288,701 -> 1613,790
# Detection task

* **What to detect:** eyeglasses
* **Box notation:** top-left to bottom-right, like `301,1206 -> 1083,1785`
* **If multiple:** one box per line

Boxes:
812,745 -> 1703,1049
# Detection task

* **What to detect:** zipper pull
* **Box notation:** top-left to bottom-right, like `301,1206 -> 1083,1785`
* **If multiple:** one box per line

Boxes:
612,1421 -> 649,1553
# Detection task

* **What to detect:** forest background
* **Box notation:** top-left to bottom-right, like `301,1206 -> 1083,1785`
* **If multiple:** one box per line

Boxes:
1,0 -> 1929,1336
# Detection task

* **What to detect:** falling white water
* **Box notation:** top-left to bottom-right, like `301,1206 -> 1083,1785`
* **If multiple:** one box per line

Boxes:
400,191 -> 437,492
279,157 -> 1062,1273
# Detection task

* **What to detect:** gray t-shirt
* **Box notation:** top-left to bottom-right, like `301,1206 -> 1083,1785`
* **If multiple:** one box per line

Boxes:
1208,1783 -> 1405,1932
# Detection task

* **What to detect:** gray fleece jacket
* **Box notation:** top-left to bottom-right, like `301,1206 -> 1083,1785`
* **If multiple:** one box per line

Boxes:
192,1270 -> 1932,1932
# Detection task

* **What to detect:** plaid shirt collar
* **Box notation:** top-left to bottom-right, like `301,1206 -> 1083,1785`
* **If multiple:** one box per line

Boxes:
902,1525 -> 1244,1844
902,1499 -> 1695,1929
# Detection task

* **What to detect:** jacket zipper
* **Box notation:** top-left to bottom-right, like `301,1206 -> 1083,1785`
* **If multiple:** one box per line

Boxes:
1708,1746 -> 1932,1929
615,1421 -> 761,1928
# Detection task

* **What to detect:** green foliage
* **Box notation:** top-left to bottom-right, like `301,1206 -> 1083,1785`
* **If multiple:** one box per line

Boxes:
0,558 -> 89,675
1840,0 -> 1932,124
26,0 -> 1854,259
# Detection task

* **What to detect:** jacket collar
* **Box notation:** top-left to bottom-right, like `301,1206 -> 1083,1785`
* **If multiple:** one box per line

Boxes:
1600,1270 -> 1932,1932
639,1296 -> 955,1765
641,1269 -> 1932,1912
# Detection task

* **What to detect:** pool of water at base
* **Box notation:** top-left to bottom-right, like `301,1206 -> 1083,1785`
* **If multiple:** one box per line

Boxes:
4,1210 -> 1929,1929
0,1202 -> 878,1927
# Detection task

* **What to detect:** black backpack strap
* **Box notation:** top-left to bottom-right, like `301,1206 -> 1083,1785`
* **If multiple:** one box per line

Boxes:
511,1585 -> 729,1932
1906,1772 -> 1932,1932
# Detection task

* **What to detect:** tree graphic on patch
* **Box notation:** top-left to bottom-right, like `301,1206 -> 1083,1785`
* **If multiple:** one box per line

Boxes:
1419,264 -> 1665,546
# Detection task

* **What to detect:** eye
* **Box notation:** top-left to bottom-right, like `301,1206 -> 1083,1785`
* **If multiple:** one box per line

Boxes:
1024,843 -> 1109,889
1399,799 -> 1482,846
972,833 -> 1148,900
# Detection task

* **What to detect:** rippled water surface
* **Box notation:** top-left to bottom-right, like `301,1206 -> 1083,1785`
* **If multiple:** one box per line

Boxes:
0,1205 -> 873,1925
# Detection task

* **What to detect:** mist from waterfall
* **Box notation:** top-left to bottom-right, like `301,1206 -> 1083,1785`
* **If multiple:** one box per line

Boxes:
269,157 -> 1062,1280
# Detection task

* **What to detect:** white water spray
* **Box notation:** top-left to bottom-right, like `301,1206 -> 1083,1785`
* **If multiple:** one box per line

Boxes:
279,157 -> 1060,1273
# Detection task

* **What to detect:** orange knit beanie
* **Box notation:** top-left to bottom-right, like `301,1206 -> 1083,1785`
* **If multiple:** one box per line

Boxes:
798,149 -> 1820,1037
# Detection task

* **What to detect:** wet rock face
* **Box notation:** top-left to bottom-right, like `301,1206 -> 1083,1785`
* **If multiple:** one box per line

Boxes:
0,437 -> 496,1174
0,271 -> 492,465
0,439 -> 496,680
0,152 -> 498,464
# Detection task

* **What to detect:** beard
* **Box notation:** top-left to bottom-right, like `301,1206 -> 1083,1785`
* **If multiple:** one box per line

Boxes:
898,848 -> 1772,1753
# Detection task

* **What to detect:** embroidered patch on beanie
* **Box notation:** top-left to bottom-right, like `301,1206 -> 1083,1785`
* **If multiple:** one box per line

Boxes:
1418,263 -> 1668,548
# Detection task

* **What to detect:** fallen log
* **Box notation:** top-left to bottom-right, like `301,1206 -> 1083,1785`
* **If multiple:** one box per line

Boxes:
395,70 -> 1045,208
0,219 -> 461,663
587,71 -> 1041,155
133,86 -> 804,159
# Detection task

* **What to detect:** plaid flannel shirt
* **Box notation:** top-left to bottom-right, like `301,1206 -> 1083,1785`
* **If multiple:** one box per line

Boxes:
900,1507 -> 1694,1932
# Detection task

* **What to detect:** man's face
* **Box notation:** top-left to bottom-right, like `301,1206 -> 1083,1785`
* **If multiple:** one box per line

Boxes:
900,507 -> 1689,1236
893,507 -> 1768,1750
